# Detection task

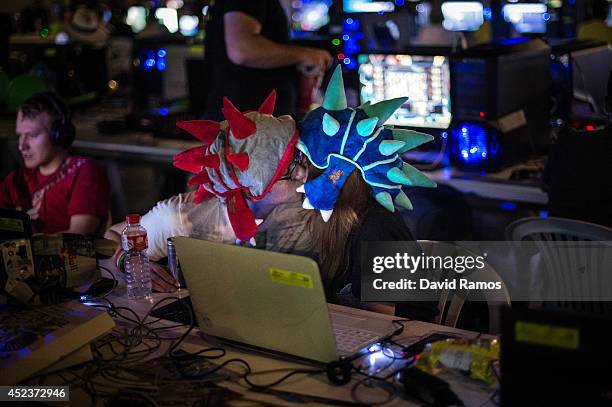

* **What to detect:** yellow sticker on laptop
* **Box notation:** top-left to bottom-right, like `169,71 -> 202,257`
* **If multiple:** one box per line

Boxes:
515,321 -> 579,350
269,268 -> 313,289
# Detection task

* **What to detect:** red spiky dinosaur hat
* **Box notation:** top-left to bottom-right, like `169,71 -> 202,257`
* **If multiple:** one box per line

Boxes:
173,90 -> 298,242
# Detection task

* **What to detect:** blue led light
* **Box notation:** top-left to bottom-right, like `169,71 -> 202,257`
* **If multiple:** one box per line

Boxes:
543,13 -> 550,21
157,60 -> 166,71
498,37 -> 529,46
452,123 -> 490,165
159,107 -> 169,116
483,7 -> 492,20
343,17 -> 360,30
345,43 -> 361,54
342,14 -> 361,71
157,48 -> 167,58
144,58 -> 156,70
539,210 -> 549,218
395,0 -> 405,5
500,201 -> 517,211
442,132 -> 448,139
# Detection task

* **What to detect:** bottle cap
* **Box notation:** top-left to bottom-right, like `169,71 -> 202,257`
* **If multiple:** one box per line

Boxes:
126,214 -> 141,224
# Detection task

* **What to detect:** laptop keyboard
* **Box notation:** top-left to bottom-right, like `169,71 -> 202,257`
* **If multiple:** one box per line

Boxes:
333,325 -> 381,355
151,297 -> 382,356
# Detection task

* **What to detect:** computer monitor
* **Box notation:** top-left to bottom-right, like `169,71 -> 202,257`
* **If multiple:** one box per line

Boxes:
357,53 -> 452,129
441,2 -> 484,32
502,3 -> 548,34
344,0 -> 395,13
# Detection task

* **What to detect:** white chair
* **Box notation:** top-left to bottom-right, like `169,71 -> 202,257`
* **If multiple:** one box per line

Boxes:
418,240 -> 511,333
506,217 -> 612,242
505,217 -> 612,316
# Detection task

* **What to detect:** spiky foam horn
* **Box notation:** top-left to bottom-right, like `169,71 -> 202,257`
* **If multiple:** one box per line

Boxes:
323,65 -> 347,111
258,90 -> 277,115
361,97 -> 408,125
221,97 -> 256,139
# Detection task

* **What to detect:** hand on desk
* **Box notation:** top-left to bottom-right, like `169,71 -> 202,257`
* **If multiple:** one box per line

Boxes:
110,247 -> 177,293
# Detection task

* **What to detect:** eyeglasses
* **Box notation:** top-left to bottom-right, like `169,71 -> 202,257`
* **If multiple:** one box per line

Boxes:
278,150 -> 304,181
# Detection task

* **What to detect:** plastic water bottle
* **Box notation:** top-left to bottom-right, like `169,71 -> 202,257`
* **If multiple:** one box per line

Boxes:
121,214 -> 152,300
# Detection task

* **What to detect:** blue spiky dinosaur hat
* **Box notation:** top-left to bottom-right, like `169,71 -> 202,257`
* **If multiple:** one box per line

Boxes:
297,65 -> 436,222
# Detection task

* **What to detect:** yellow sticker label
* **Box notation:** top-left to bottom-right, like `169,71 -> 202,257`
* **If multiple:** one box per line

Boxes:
188,45 -> 204,56
515,321 -> 579,350
0,218 -> 24,233
269,268 -> 313,289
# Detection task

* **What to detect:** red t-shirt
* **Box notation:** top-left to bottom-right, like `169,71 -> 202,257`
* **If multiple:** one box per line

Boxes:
0,156 -> 109,234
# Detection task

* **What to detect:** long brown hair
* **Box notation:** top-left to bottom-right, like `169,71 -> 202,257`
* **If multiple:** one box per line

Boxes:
304,163 -> 373,288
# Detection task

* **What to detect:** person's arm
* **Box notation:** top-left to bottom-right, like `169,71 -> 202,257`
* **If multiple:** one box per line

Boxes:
105,193 -> 195,292
105,219 -> 176,293
104,221 -> 125,243
224,12 -> 331,71
63,214 -> 101,235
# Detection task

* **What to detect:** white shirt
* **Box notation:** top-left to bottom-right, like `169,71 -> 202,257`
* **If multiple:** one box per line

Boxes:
140,192 -> 314,261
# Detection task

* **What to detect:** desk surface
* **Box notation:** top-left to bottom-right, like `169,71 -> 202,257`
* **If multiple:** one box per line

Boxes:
26,287 -> 497,407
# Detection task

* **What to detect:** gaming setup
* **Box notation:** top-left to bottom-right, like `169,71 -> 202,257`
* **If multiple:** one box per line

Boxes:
2,1 -> 611,404
6,0 -> 608,172
277,1 -> 609,173
3,207 -> 610,405
143,2 -> 610,404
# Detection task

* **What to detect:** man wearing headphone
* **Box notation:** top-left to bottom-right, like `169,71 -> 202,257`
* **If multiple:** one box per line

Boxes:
0,92 -> 109,235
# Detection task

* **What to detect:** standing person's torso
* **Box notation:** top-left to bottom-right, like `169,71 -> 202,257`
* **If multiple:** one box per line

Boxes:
204,0 -> 297,119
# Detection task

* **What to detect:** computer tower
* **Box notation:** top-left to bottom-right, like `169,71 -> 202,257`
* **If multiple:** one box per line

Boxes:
550,38 -> 612,129
132,42 -> 189,110
449,38 -> 551,170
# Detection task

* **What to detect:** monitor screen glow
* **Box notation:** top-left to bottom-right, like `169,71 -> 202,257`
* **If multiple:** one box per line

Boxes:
358,54 -> 452,129
291,0 -> 331,32
502,3 -> 548,34
441,2 -> 484,32
344,0 -> 395,13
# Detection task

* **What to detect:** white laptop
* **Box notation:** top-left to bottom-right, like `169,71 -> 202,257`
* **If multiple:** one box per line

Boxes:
173,237 -> 393,363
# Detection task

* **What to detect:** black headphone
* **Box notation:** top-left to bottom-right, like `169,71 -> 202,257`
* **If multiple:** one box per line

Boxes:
40,92 -> 76,148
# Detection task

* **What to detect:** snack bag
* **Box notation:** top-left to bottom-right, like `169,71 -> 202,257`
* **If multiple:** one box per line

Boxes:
416,338 -> 500,385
